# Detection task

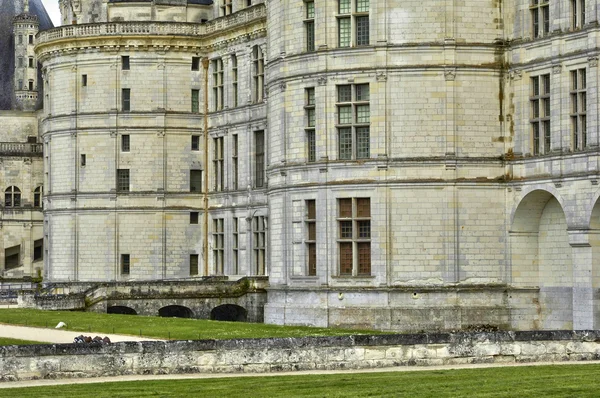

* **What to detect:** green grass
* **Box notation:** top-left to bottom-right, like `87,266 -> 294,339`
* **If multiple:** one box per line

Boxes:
0,337 -> 49,346
1,364 -> 600,397
0,309 -> 386,340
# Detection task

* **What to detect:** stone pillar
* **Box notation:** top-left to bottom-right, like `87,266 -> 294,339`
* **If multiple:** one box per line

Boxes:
569,229 -> 594,330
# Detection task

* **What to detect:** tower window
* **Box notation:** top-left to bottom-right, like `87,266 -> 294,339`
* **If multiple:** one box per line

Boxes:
82,74 -> 87,87
28,35 -> 33,44
192,57 -> 200,71
122,56 -> 130,70
28,57 -> 34,68
191,135 -> 200,151
121,135 -> 130,152
122,89 -> 131,111
117,169 -> 130,192
121,254 -> 130,275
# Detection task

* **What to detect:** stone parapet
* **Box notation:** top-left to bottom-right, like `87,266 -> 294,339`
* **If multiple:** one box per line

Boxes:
1,330 -> 600,381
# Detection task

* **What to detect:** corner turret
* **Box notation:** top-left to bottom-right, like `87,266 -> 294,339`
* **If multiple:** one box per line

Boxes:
12,0 -> 39,111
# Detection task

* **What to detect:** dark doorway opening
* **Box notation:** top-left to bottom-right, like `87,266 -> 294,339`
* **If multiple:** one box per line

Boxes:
107,306 -> 137,315
210,304 -> 247,322
158,305 -> 194,318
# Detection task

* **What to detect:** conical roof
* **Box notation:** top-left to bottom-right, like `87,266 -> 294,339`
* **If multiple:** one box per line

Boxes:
0,0 -> 54,110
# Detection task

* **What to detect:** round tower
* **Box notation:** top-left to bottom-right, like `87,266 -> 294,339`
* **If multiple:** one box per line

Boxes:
13,0 -> 39,111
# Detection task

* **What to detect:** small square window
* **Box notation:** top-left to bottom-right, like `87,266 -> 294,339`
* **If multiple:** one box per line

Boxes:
121,254 -> 130,275
122,56 -> 130,70
191,135 -> 200,151
190,211 -> 199,224
121,135 -> 130,152
192,57 -> 200,71
82,74 -> 87,87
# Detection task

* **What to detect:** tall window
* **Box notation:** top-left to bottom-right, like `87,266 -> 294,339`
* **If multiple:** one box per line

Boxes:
121,56 -> 130,70
338,198 -> 371,276
255,130 -> 265,188
213,218 -> 224,275
191,89 -> 200,113
571,68 -> 587,151
305,1 -> 315,52
122,88 -> 131,112
192,57 -> 200,71
531,0 -> 550,38
571,0 -> 585,30
190,169 -> 202,192
121,134 -> 130,152
337,84 -> 370,160
232,217 -> 239,274
191,135 -> 200,151
117,169 -> 130,192
231,54 -> 238,108
252,46 -> 264,103
306,200 -> 317,276
190,211 -> 199,224
220,0 -> 232,16
530,74 -> 551,155
33,186 -> 43,208
213,137 -> 224,191
121,254 -> 130,275
4,186 -> 21,207
232,135 -> 239,190
253,216 -> 266,275
212,58 -> 224,111
338,0 -> 369,47
305,88 -> 317,162
190,254 -> 199,276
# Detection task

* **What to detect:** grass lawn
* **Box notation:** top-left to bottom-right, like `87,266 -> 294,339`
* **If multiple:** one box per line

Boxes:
0,309 -> 386,340
1,364 -> 599,397
0,337 -> 49,346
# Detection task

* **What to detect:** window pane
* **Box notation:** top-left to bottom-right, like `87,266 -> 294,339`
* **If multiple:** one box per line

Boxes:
338,106 -> 352,124
338,17 -> 351,47
308,243 -> 316,276
307,108 -> 316,127
339,243 -> 353,275
357,198 -> 370,217
339,128 -> 352,160
358,220 -> 371,238
338,85 -> 352,102
340,220 -> 353,238
356,0 -> 369,12
356,84 -> 370,101
306,1 -> 315,19
307,130 -> 316,162
339,198 -> 352,218
356,16 -> 370,46
357,242 -> 371,275
308,222 -> 316,241
356,104 -> 370,123
356,127 -> 370,159
306,88 -> 315,105
339,0 -> 351,14
307,200 -> 316,219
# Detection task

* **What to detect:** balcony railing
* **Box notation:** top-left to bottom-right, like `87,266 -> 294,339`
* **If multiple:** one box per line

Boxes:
36,4 -> 266,45
0,142 -> 43,157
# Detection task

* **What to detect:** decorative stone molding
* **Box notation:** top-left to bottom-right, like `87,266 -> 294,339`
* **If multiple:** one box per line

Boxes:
317,76 -> 327,86
552,64 -> 562,74
444,68 -> 456,81
157,131 -> 165,137
589,57 -> 598,67
510,70 -> 522,80
376,72 -> 387,82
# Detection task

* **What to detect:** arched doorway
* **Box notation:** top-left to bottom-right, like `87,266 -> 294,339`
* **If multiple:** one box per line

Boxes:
158,305 -> 194,318
107,306 -> 137,315
511,190 -> 572,330
210,304 -> 247,322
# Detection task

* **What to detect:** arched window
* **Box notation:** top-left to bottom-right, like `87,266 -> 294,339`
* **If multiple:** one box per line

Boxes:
34,186 -> 43,208
5,186 -> 21,208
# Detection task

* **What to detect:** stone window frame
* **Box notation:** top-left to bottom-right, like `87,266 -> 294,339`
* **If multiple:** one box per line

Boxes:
232,134 -> 239,190
212,58 -> 224,111
305,199 -> 317,276
190,169 -> 202,193
191,135 -> 200,151
530,0 -> 550,39
337,0 -> 370,48
213,136 -> 224,192
231,54 -> 238,108
33,185 -> 43,208
570,68 -> 587,151
252,46 -> 264,103
122,88 -> 131,112
305,87 -> 316,163
120,254 -> 130,275
190,254 -> 199,276
336,83 -> 370,160
116,169 -> 130,192
232,217 -> 239,274
192,57 -> 200,71
28,57 -> 34,68
337,197 -> 371,276
254,130 -> 265,188
121,55 -> 130,71
304,0 -> 315,52
4,186 -> 21,208
253,215 -> 266,275
192,89 -> 200,113
121,134 -> 130,152
571,0 -> 585,30
213,218 -> 224,275
530,73 -> 551,155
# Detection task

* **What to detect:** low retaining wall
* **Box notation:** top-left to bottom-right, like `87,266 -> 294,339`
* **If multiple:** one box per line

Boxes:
1,330 -> 600,381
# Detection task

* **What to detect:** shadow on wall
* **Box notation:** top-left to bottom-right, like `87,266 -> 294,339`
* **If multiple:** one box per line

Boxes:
158,305 -> 194,318
210,304 -> 247,322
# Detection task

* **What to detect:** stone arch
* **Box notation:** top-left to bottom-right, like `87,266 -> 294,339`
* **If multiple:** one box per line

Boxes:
210,304 -> 247,322
510,189 -> 572,330
107,306 -> 137,315
587,195 -> 600,328
158,305 -> 194,318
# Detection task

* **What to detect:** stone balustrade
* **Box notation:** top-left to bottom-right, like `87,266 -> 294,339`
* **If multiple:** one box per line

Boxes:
36,5 -> 266,45
0,142 -> 43,156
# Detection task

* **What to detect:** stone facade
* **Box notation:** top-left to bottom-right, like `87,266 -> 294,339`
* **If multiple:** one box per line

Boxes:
0,0 -> 596,332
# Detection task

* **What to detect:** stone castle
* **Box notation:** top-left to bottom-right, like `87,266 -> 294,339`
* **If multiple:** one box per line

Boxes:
1,0 -> 599,332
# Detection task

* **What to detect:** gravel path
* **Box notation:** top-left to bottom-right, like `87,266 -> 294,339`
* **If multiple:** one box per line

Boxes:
0,323 -> 163,344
